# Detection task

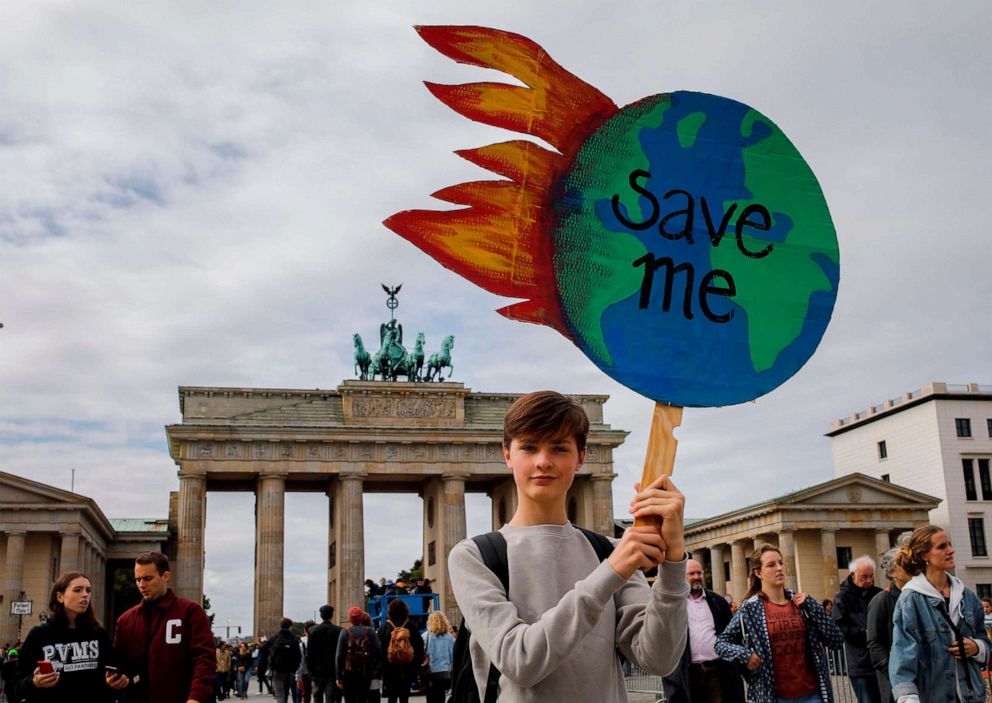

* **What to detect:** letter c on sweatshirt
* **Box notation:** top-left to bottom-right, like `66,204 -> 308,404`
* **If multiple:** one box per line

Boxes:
165,619 -> 183,644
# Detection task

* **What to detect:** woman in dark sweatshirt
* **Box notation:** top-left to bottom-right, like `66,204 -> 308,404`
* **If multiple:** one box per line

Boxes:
15,571 -> 126,702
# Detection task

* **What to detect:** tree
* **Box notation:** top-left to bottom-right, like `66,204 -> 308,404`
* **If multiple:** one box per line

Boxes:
202,594 -> 216,627
396,558 -> 423,584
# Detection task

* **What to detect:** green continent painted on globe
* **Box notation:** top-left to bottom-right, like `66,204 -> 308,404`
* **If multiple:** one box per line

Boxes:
552,91 -> 839,408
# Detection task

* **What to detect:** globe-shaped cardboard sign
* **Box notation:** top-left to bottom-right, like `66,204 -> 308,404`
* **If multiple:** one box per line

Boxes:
385,27 -> 839,408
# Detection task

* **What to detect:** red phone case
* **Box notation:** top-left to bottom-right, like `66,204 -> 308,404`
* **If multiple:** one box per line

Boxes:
37,660 -> 54,675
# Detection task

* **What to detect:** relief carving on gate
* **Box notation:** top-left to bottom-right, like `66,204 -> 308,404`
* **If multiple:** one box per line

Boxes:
351,396 -> 456,419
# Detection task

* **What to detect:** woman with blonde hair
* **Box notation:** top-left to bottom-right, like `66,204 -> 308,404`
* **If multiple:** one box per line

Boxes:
889,524 -> 990,702
423,611 -> 454,703
716,544 -> 843,702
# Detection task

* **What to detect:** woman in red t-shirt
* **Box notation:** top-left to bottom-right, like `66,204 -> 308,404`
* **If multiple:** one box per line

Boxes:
715,544 -> 843,703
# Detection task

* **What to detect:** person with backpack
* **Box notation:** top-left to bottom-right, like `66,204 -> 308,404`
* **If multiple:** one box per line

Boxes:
336,606 -> 380,703
447,390 -> 689,703
423,612 -> 454,703
269,617 -> 303,703
376,599 -> 423,703
309,605 -> 343,703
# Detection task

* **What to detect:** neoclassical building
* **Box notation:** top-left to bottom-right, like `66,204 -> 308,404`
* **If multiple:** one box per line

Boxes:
0,472 -> 170,644
680,473 -> 939,601
164,380 -> 628,636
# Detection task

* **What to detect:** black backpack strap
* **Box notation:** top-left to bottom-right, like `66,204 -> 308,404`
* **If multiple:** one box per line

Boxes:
471,532 -> 508,703
576,526 -> 615,562
472,531 -> 509,594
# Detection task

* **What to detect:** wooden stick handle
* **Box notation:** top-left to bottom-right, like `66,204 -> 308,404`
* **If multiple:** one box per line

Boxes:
634,403 -> 683,527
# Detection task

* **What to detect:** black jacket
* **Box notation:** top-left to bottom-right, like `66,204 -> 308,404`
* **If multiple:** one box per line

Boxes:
832,575 -> 883,677
377,619 -> 424,695
268,628 -> 302,675
307,620 -> 343,679
662,589 -> 745,703
866,585 -> 900,703
15,618 -> 116,703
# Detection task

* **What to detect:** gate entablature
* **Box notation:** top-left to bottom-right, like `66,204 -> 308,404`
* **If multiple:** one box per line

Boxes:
165,380 -> 627,635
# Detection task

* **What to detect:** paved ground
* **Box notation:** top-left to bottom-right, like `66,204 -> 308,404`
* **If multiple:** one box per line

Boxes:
237,687 -> 659,701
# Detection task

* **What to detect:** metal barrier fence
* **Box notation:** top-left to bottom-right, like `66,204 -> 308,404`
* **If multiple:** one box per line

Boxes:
623,661 -> 666,702
621,648 -> 861,703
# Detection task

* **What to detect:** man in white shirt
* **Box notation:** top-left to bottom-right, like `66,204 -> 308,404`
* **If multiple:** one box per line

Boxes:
663,560 -> 744,703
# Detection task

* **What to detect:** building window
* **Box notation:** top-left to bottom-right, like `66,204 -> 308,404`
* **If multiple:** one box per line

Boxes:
881,473 -> 891,483
964,459 -> 978,501
328,542 -> 336,569
837,546 -> 853,569
969,517 -> 988,557
723,562 -> 731,583
957,418 -> 973,438
980,459 -> 992,500
428,540 -> 436,566
878,440 -> 888,460
978,584 -> 992,600
988,419 -> 992,438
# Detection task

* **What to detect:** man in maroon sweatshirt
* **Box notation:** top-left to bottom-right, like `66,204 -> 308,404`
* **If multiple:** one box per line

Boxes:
113,552 -> 215,703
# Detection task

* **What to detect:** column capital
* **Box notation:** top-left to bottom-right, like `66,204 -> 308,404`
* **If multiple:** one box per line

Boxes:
821,527 -> 838,533
59,527 -> 82,537
441,472 -> 471,483
258,471 -> 288,481
5,530 -> 26,537
339,471 -> 368,483
589,472 -> 618,482
778,527 -> 797,535
178,470 -> 207,480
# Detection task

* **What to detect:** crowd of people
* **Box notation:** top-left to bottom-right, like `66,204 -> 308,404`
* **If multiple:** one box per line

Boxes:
6,390 -> 991,703
664,524 -> 992,703
0,551 -> 456,703
245,598 -> 456,703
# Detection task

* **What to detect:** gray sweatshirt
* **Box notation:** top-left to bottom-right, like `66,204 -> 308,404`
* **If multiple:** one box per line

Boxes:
448,522 -> 688,702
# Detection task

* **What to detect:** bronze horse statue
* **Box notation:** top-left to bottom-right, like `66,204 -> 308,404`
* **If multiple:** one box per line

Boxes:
425,335 -> 455,382
353,333 -> 371,380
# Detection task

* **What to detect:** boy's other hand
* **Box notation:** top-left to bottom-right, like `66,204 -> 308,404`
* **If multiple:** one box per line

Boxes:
608,526 -> 666,579
629,475 -> 685,562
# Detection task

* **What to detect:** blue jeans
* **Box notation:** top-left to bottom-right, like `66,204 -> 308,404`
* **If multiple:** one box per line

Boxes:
237,669 -> 252,697
777,694 -> 820,703
273,673 -> 296,703
850,675 -> 882,703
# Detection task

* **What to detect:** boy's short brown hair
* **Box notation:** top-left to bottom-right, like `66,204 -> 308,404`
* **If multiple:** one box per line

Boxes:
503,391 -> 589,452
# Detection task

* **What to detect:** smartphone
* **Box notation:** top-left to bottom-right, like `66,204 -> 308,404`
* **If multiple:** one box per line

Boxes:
105,665 -> 119,675
37,660 -> 54,675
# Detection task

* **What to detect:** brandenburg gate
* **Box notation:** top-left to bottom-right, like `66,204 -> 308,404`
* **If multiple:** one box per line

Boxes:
165,381 -> 627,636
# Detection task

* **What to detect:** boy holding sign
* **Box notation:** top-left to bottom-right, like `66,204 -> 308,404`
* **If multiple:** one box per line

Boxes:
448,391 -> 688,702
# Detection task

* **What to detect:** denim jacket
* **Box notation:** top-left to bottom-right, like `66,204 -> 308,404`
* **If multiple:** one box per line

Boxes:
715,590 -> 844,703
889,574 -> 990,703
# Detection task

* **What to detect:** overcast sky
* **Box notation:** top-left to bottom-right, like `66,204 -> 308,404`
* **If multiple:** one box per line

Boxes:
2,1 -> 990,634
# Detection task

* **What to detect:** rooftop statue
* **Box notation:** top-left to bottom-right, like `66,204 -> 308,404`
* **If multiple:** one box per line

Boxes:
353,285 -> 455,382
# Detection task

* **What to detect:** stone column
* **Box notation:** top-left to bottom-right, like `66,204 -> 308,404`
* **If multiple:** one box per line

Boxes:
59,531 -> 81,574
254,473 -> 286,638
690,549 -> 706,568
176,472 -> 207,602
84,544 -> 94,581
874,530 -> 892,587
709,544 -> 726,593
338,474 -> 366,620
441,473 -> 469,625
752,536 -> 765,553
2,532 -> 26,644
730,540 -> 748,603
590,473 -> 617,536
92,550 -> 106,624
821,528 -> 839,598
779,529 -> 797,591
